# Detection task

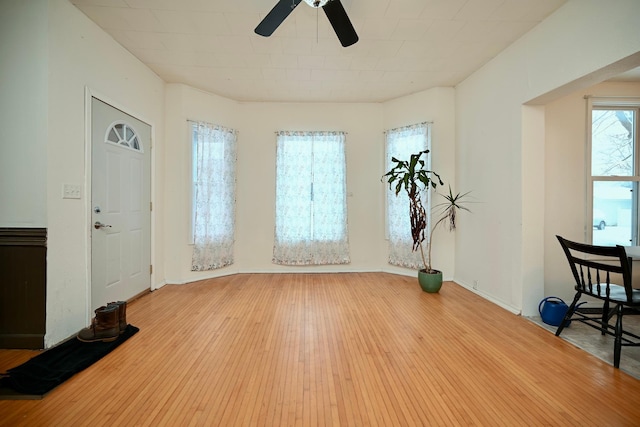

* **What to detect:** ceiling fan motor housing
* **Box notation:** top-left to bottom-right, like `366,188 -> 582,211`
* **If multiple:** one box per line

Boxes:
304,0 -> 329,7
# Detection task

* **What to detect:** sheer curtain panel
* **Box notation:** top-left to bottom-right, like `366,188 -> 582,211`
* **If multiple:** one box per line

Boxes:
273,131 -> 350,265
191,121 -> 237,271
385,123 -> 431,269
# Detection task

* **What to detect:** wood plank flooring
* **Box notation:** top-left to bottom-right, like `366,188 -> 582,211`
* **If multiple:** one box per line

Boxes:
2,272 -> 640,426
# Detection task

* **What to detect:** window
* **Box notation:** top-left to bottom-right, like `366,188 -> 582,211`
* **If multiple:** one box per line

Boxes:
105,121 -> 141,152
385,122 -> 430,268
273,131 -> 350,265
589,101 -> 639,246
191,121 -> 237,271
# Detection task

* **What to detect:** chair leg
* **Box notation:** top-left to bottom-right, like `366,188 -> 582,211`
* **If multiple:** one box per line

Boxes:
556,291 -> 581,337
613,304 -> 623,369
601,299 -> 610,335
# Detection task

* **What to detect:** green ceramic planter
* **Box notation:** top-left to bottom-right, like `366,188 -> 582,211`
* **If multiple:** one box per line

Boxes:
418,269 -> 443,293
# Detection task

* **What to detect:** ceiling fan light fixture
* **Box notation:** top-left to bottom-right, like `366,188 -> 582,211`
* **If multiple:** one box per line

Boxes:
303,0 -> 329,8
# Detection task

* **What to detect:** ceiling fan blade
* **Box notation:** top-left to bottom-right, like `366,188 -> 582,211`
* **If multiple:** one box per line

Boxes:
322,0 -> 358,47
255,0 -> 303,37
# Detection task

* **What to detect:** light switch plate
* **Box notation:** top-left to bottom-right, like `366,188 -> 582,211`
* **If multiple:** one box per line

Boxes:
63,183 -> 82,199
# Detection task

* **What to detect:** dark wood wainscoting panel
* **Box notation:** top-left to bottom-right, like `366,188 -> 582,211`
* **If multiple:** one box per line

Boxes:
0,228 -> 46,349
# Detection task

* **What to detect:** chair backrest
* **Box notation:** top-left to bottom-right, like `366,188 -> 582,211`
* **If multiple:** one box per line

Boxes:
556,235 -> 634,302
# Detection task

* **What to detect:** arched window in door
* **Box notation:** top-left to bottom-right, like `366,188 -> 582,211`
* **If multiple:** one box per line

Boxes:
105,122 -> 142,152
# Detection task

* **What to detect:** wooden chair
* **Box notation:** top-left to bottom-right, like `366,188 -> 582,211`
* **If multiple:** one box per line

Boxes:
556,235 -> 640,368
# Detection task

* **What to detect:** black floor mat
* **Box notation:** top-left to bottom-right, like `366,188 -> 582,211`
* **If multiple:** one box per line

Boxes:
0,325 -> 139,399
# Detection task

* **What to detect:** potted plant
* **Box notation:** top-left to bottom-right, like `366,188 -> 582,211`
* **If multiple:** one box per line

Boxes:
382,149 -> 471,292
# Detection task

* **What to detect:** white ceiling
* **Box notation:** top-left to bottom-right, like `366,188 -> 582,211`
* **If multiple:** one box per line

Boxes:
70,0 -> 572,103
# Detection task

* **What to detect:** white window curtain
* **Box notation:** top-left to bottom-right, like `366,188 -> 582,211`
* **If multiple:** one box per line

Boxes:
273,131 -> 350,265
385,122 -> 431,268
191,121 -> 237,271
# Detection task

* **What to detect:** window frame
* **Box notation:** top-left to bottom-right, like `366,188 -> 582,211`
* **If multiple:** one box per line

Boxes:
587,97 -> 640,246
274,131 -> 348,243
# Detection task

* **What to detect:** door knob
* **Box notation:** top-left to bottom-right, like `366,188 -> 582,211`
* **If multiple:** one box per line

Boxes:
94,221 -> 112,230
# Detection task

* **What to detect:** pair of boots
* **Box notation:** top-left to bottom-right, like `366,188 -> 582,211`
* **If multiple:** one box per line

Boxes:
77,301 -> 127,343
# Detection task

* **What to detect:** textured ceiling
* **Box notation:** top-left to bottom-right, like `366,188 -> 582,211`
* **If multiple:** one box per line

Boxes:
71,0 -> 569,103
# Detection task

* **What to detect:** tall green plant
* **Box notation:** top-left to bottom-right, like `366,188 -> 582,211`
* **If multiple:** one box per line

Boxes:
382,149 -> 471,273
382,150 -> 442,270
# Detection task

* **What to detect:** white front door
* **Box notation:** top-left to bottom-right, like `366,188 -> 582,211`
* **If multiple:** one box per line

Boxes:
91,97 -> 151,310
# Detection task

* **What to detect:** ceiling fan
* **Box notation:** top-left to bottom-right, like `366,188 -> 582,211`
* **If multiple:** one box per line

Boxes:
255,0 -> 359,47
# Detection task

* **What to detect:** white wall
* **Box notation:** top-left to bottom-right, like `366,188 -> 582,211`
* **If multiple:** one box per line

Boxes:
0,0 -> 48,227
43,0 -> 165,346
544,81 -> 640,304
456,0 -> 640,315
162,84 -> 456,284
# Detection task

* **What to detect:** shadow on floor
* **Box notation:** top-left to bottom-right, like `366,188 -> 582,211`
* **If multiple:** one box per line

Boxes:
527,315 -> 640,380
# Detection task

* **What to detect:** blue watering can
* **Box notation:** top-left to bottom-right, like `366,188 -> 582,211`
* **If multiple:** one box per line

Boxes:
539,296 -> 569,327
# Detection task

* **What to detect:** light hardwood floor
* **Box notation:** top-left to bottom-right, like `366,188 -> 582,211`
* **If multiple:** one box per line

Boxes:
2,272 -> 640,426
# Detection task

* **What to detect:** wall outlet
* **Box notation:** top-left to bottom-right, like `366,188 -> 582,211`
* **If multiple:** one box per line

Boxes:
473,280 -> 478,290
63,184 -> 82,199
